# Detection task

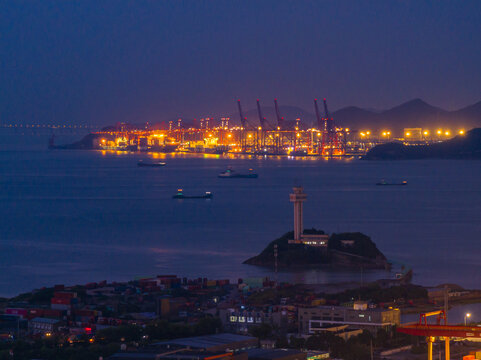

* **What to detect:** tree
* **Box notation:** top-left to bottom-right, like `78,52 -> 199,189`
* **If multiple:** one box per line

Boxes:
248,323 -> 273,340
288,336 -> 305,349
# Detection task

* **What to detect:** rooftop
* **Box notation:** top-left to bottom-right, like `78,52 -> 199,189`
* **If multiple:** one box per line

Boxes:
247,348 -> 306,360
153,333 -> 257,350
30,317 -> 60,324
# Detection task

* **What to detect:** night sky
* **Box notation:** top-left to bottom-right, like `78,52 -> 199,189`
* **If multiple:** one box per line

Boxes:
1,0 -> 481,126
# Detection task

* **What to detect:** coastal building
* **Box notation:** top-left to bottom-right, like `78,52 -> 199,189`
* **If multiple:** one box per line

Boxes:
288,187 -> 328,247
0,314 -> 27,335
403,128 -> 423,141
219,307 -> 289,334
298,304 -> 400,334
29,317 -> 61,335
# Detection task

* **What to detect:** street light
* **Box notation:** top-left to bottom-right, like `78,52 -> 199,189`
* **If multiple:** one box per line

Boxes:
465,313 -> 471,326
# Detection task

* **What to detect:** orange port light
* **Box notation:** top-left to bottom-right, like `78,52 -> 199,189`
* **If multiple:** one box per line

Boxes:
258,126 -> 262,130
247,134 -> 252,138
366,131 -> 370,135
437,129 -> 442,135
459,129 -> 465,135
405,132 -> 411,137
445,130 -> 450,136
423,130 -> 429,135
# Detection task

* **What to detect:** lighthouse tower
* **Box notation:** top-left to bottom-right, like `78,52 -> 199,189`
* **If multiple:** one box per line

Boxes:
289,187 -> 307,243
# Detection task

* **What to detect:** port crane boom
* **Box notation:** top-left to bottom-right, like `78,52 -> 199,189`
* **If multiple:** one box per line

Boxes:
274,99 -> 283,130
314,99 -> 323,131
237,100 -> 247,129
256,99 -> 266,130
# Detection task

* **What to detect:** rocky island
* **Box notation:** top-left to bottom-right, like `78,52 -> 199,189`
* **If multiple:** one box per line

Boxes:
244,187 -> 391,271
243,229 -> 390,270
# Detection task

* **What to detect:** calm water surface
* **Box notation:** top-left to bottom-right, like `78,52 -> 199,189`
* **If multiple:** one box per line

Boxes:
0,133 -> 480,296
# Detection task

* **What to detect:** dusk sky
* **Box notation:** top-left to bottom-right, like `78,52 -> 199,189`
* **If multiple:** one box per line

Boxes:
1,0 -> 481,126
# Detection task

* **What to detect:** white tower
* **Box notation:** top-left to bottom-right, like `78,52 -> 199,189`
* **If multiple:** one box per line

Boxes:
290,187 -> 307,242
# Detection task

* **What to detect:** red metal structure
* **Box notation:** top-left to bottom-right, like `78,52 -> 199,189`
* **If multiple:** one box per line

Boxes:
397,311 -> 481,360
313,98 -> 345,156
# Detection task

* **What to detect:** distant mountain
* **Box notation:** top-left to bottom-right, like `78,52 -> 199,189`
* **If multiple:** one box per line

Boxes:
227,99 -> 481,134
104,99 -> 481,135
378,99 -> 447,130
331,106 -> 378,130
364,128 -> 481,160
453,101 -> 481,121
332,99 -> 481,134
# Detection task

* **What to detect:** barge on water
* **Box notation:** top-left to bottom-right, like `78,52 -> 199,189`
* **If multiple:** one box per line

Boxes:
137,160 -> 166,167
173,189 -> 213,199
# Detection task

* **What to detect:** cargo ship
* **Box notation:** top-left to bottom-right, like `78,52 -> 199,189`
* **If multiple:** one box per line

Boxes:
218,168 -> 258,178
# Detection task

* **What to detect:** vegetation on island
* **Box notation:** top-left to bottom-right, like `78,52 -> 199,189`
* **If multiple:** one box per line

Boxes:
243,229 -> 389,269
364,127 -> 481,160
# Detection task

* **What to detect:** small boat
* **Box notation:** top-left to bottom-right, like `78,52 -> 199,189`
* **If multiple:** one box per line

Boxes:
218,168 -> 258,178
137,160 -> 166,167
376,179 -> 408,186
173,189 -> 213,199
289,150 -> 308,156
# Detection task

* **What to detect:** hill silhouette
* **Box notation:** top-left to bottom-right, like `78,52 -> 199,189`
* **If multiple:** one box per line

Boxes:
364,128 -> 481,160
99,99 -> 481,136
227,99 -> 481,135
